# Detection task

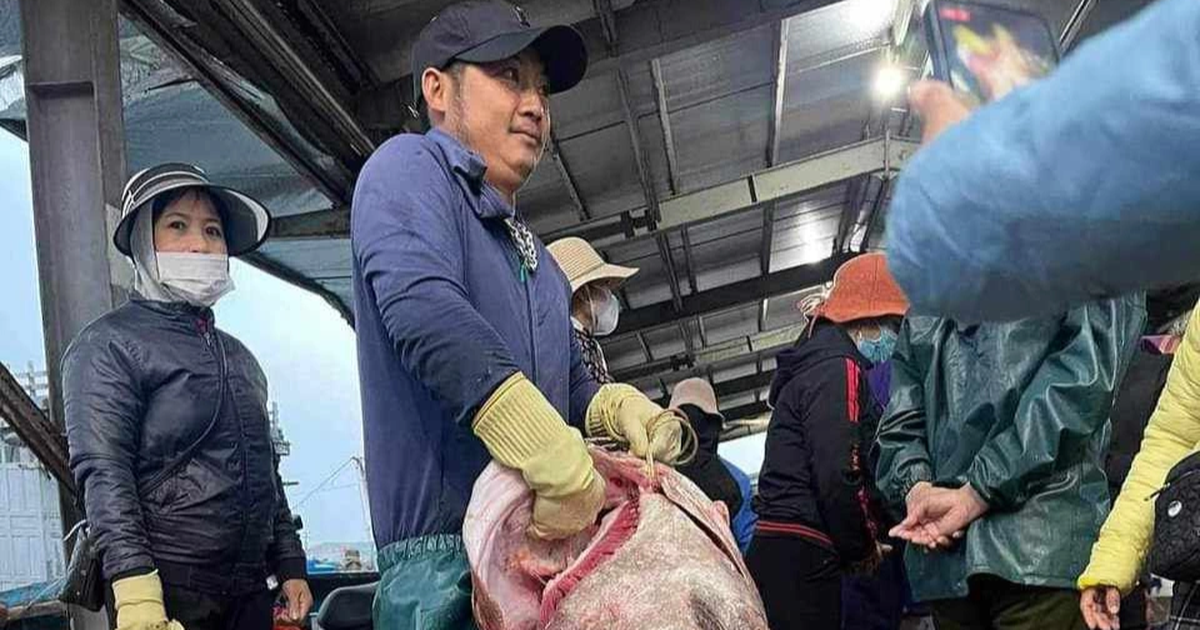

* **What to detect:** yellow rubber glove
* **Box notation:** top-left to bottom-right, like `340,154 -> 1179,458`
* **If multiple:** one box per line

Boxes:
111,570 -> 185,630
473,373 -> 606,540
586,384 -> 684,464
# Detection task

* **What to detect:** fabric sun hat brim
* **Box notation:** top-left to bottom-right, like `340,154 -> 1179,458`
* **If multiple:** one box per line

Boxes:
452,24 -> 588,94
668,379 -> 724,420
114,178 -> 271,258
570,263 -> 637,295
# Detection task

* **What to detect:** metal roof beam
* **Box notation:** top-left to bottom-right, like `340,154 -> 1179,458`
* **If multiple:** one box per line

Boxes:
760,201 -> 776,275
210,0 -> 374,156
613,253 -> 853,340
541,210 -> 653,244
723,401 -> 771,423
123,0 -> 378,204
767,19 -> 790,167
650,57 -> 680,195
655,368 -> 774,406
582,0 -> 840,77
0,363 -> 73,492
597,0 -> 688,316
659,136 -> 918,230
121,0 -> 358,205
269,207 -> 351,240
356,0 -> 842,123
613,321 -> 806,385
550,132 -> 590,221
273,136 -> 916,243
545,134 -> 917,246
1060,0 -> 1099,50
242,252 -> 355,324
681,227 -> 699,295
637,333 -> 655,363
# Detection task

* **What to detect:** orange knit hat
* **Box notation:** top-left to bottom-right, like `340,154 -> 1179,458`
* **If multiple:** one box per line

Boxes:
808,253 -> 909,323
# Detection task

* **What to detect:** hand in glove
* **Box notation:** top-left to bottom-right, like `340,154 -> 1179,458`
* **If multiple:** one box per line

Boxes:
529,470 -> 607,540
111,571 -> 186,630
586,384 -> 684,464
474,373 -> 607,540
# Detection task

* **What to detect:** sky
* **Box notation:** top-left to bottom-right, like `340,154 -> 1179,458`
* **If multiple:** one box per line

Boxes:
0,132 -> 371,547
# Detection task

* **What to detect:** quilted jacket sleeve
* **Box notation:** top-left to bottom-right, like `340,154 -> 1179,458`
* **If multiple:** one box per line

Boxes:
1080,308 -> 1200,594
267,454 -> 307,581
62,325 -> 155,580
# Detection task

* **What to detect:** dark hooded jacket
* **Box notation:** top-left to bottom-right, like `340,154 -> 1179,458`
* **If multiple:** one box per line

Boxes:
753,321 -> 885,564
62,300 -> 306,592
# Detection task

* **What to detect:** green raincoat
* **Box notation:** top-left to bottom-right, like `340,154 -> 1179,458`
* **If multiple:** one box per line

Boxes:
875,295 -> 1145,602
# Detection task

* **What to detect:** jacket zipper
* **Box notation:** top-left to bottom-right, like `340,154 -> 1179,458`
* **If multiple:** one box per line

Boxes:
197,315 -> 253,568
197,317 -> 215,351
524,260 -> 539,383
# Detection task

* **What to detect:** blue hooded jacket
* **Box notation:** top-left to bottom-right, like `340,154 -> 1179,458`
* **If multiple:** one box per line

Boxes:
886,0 -> 1200,322
351,129 -> 599,548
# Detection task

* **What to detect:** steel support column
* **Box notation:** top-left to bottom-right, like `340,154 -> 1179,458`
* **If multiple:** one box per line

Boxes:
20,0 -> 126,624
20,0 -> 126,444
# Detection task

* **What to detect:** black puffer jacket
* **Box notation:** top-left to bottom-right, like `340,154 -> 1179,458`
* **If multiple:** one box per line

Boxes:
753,321 -> 884,564
62,300 -> 305,591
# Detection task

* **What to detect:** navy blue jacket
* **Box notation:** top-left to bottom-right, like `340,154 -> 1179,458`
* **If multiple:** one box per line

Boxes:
351,129 -> 600,548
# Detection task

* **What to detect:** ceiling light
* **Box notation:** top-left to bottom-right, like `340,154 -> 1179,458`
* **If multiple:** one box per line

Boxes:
873,64 -> 907,101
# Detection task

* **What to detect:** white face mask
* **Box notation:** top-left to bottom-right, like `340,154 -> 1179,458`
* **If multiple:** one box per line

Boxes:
588,287 -> 621,337
156,252 -> 235,307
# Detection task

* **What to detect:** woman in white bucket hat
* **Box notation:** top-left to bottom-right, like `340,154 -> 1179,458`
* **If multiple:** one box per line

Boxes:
62,163 -> 311,630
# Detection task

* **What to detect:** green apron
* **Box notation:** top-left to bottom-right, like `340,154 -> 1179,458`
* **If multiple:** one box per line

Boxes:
373,534 -> 479,630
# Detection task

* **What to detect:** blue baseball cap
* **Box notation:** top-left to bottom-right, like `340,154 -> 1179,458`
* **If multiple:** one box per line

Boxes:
411,1 -> 589,104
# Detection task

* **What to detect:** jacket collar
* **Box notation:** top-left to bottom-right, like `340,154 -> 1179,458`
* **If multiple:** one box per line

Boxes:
768,321 -> 871,406
426,128 -> 516,221
130,297 -> 214,324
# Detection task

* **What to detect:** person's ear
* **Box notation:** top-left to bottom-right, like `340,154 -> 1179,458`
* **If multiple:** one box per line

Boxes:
422,68 -> 451,120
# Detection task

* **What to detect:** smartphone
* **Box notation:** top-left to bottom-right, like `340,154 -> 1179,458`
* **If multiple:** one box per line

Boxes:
923,1 -> 1060,105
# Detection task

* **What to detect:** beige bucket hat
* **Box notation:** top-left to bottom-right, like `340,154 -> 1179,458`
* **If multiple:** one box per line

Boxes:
669,377 -> 723,420
547,237 -> 638,294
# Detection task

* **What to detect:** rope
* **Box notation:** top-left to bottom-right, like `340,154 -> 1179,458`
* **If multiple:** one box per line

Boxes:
641,409 -> 699,481
582,410 -> 698,481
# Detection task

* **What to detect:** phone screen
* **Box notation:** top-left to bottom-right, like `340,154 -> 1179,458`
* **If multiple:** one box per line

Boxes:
928,2 -> 1059,105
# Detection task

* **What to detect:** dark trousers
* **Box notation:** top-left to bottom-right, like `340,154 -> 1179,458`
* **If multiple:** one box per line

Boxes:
106,583 -> 275,630
1120,585 -> 1148,630
843,548 -> 910,630
745,534 -> 842,630
929,575 -> 1086,630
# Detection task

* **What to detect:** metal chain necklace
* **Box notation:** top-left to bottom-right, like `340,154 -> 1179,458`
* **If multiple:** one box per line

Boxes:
504,216 -> 539,274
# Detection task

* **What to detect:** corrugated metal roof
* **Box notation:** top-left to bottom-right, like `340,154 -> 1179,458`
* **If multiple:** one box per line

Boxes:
0,0 -> 1122,416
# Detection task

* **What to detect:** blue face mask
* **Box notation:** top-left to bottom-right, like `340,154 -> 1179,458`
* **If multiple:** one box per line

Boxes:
856,328 -> 899,365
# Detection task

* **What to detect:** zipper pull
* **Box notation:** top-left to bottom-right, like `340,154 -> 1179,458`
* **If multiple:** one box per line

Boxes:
519,263 -> 528,284
197,317 -> 215,349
